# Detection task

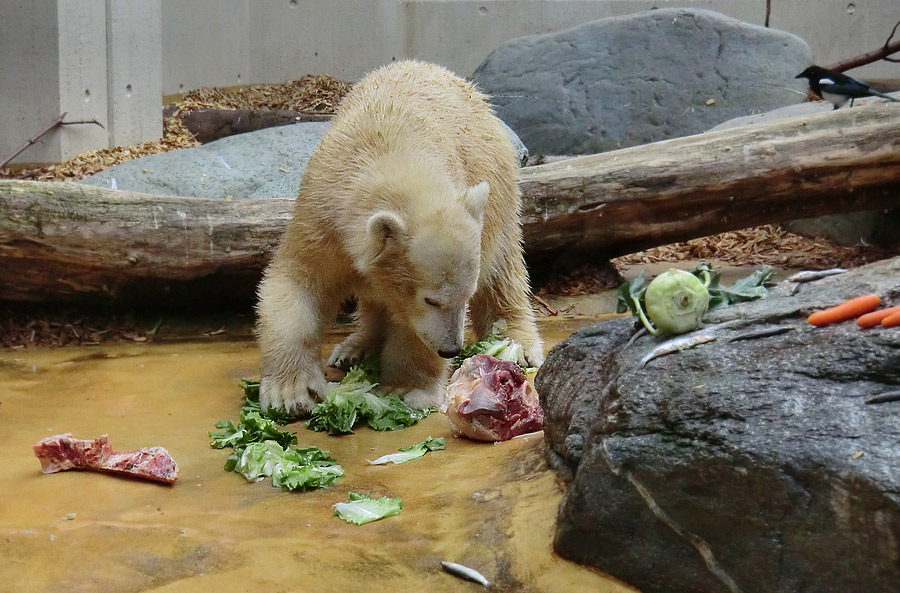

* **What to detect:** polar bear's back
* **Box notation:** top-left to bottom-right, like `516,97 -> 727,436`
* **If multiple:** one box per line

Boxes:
319,60 -> 519,205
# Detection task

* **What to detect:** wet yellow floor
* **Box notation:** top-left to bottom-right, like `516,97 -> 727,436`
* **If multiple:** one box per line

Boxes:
0,317 -> 637,593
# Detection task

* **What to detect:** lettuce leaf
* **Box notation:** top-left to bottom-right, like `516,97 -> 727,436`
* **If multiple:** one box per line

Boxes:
209,409 -> 297,450
211,381 -> 343,492
305,366 -> 433,435
451,320 -> 528,369
230,440 -> 344,491
368,436 -> 446,465
333,492 -> 403,525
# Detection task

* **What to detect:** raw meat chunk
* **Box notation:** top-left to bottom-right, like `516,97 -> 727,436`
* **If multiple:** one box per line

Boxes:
33,433 -> 180,484
442,354 -> 544,442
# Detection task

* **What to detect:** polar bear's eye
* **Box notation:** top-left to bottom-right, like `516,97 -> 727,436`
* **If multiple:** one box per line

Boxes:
424,297 -> 443,308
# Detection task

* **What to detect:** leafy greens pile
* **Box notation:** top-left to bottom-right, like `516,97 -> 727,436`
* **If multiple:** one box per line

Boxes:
618,264 -> 775,319
333,492 -> 403,525
451,320 -> 530,370
305,365 -> 433,435
209,380 -> 344,491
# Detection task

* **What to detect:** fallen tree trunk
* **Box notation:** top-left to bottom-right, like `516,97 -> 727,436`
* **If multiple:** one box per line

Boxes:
1,103 -> 898,306
519,101 -> 900,263
179,108 -> 333,143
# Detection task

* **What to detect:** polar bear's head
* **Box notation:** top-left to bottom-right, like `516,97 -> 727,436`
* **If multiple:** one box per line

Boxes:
365,182 -> 489,358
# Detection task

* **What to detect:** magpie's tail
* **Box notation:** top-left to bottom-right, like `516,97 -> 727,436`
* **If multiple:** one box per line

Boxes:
869,89 -> 900,102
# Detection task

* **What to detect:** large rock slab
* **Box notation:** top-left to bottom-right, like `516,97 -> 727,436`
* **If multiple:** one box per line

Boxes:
79,121 -> 528,201
80,123 -> 331,200
536,258 -> 900,593
472,8 -> 811,155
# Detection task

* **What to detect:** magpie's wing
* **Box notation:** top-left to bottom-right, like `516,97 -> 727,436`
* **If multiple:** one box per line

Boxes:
816,73 -> 873,98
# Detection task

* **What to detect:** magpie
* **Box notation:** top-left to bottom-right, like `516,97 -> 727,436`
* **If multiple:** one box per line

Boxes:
796,65 -> 899,110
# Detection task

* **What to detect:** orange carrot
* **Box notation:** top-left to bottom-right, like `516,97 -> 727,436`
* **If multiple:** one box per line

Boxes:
883,310 -> 900,328
858,306 -> 900,328
807,294 -> 881,326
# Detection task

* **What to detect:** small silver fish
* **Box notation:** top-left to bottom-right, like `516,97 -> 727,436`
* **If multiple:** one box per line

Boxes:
441,561 -> 491,587
786,268 -> 847,283
640,333 -> 717,367
865,390 -> 900,405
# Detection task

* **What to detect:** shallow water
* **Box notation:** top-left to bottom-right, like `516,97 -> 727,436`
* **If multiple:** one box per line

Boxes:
0,317 -> 636,593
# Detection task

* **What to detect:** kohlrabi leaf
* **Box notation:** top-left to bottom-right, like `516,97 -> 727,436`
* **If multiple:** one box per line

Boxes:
333,492 -> 403,525
368,436 -> 446,465
616,271 -> 649,316
707,264 -> 775,310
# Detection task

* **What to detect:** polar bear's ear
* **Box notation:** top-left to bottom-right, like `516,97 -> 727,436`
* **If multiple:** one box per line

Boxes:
462,181 -> 489,221
367,210 -> 407,257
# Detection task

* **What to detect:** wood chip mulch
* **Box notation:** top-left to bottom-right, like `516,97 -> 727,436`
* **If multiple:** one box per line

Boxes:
0,74 -> 350,183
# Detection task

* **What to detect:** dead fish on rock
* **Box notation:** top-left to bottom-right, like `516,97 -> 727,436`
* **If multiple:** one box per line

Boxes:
787,268 -> 848,295
787,268 -> 848,283
640,332 -> 717,367
441,561 -> 491,586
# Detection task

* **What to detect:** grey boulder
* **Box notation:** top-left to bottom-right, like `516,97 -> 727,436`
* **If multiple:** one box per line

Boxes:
472,8 -> 812,155
536,257 -> 900,593
80,120 -> 528,201
80,122 -> 331,200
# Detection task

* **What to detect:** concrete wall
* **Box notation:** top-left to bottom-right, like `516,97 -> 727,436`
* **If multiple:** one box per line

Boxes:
2,0 -> 898,165
0,1 -> 160,166
160,0 -> 897,90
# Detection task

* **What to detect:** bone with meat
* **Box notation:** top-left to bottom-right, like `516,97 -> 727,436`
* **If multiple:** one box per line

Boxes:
442,354 -> 544,442
33,433 -> 180,484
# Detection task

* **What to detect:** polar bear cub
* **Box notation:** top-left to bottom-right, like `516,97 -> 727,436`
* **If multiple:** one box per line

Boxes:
256,60 -> 543,414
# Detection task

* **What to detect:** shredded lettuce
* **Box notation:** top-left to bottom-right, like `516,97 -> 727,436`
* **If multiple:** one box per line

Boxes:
452,320 -> 528,369
210,381 -> 344,492
305,366 -> 433,435
333,492 -> 403,525
227,441 -> 344,491
368,436 -> 446,465
209,410 -> 297,450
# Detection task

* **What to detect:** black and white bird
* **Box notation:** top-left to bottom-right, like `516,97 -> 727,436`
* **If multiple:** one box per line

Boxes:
796,65 -> 899,110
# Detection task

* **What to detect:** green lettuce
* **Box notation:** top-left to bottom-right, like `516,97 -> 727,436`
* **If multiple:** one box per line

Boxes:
305,366 -> 433,435
209,409 -> 297,450
333,492 -> 403,525
227,441 -> 344,491
368,436 -> 446,465
451,320 -> 528,369
210,380 -> 343,492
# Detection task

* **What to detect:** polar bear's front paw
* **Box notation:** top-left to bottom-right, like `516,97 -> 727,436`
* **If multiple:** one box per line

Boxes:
259,371 -> 328,416
327,332 -> 377,369
523,342 -> 545,368
400,387 -> 443,410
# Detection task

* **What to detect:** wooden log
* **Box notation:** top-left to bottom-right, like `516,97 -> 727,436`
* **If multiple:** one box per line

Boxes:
179,108 -> 332,143
519,101 -> 900,263
0,182 -> 294,307
1,103 -> 898,306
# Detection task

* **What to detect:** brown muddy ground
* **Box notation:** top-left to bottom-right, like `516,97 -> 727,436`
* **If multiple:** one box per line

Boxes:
0,319 -> 635,593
